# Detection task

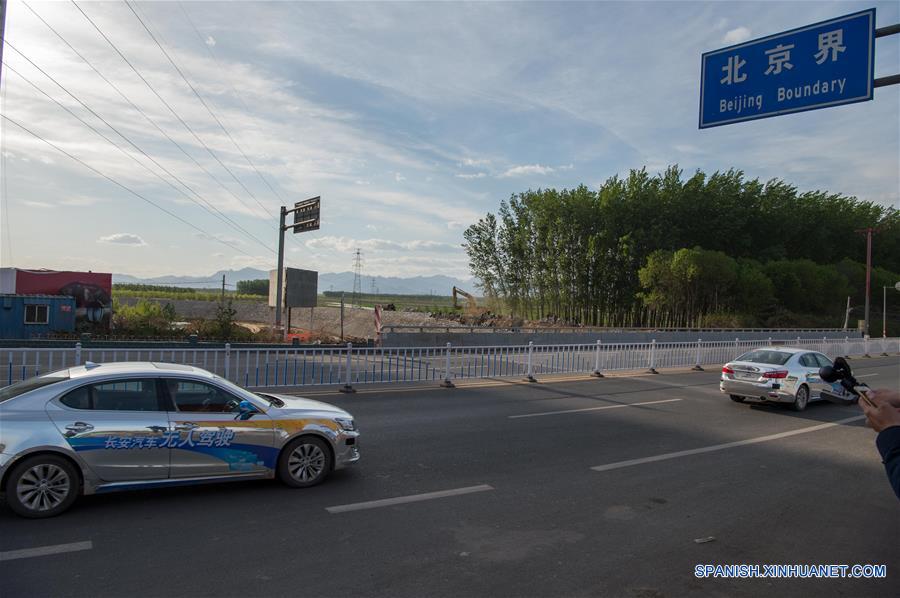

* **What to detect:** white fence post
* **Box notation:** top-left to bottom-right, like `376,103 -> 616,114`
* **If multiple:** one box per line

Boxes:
692,338 -> 704,371
224,343 -> 231,380
647,339 -> 658,374
844,336 -> 850,358
75,342 -> 82,365
864,335 -> 870,357
525,341 -> 537,382
591,339 -> 604,378
340,342 -> 356,393
441,342 -> 455,388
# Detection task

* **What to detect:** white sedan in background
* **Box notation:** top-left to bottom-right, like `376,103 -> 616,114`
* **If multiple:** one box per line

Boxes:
720,347 -> 835,412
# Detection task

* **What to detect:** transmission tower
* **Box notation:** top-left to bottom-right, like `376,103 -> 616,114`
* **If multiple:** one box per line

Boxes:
351,248 -> 363,307
370,277 -> 377,294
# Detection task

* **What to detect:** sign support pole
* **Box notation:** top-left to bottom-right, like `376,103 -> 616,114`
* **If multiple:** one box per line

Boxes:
274,206 -> 286,329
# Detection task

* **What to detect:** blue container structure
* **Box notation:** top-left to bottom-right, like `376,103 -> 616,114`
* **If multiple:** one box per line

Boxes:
0,295 -> 77,339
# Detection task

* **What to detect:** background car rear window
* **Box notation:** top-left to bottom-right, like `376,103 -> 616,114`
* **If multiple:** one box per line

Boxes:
814,354 -> 833,368
799,354 -> 818,367
736,350 -> 792,365
60,379 -> 161,411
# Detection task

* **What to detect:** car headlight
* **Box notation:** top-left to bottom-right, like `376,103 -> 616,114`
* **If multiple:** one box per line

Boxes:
334,417 -> 357,431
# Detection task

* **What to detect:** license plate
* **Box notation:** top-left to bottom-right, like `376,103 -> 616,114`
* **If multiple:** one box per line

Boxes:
738,372 -> 757,380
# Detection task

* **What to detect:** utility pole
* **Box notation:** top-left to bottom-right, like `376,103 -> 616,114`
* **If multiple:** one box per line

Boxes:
842,296 -> 851,330
864,227 -> 872,337
221,274 -> 225,302
340,292 -> 345,341
884,285 -> 888,338
351,248 -> 362,308
855,226 -> 879,337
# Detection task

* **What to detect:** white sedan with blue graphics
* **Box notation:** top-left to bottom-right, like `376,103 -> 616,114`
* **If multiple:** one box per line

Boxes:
0,362 -> 359,518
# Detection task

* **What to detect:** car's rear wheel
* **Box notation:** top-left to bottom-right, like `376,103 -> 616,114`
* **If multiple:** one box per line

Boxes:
792,385 -> 809,412
278,436 -> 332,488
4,455 -> 79,518
729,395 -> 746,403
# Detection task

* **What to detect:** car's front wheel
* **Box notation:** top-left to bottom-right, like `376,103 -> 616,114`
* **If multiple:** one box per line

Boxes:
792,385 -> 810,412
4,455 -> 79,518
277,436 -> 332,488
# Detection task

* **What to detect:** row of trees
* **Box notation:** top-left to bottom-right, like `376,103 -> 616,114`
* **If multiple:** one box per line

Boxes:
463,167 -> 899,329
638,249 -> 898,329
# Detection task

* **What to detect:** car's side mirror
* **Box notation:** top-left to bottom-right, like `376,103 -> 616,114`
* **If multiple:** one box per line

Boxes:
235,400 -> 259,420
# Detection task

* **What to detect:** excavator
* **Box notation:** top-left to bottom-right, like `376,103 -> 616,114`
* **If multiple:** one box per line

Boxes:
452,286 -> 486,316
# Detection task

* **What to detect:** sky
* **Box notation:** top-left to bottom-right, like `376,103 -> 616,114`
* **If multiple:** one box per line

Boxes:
1,0 -> 898,280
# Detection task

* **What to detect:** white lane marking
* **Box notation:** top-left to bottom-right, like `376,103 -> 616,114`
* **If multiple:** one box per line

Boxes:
857,373 -> 878,378
509,398 -> 683,419
326,484 -> 494,514
590,415 -> 865,472
0,541 -> 93,562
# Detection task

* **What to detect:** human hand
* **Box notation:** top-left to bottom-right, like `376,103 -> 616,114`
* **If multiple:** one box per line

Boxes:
859,388 -> 900,433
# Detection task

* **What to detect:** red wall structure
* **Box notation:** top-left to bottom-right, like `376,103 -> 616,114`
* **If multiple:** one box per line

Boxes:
6,269 -> 112,329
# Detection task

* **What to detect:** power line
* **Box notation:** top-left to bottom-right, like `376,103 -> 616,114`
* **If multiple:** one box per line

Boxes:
20,0 -> 276,254
1,58 -> 10,266
2,46 -> 276,255
1,113 -> 259,259
123,0 -> 274,219
69,0 -> 269,221
169,1 -> 314,260
177,1 -> 287,205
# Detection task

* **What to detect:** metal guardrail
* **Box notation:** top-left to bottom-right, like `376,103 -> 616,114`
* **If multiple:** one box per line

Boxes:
3,336 -> 897,390
382,325 -> 854,334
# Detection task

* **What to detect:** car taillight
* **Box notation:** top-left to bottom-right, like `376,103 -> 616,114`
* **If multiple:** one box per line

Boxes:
722,366 -> 734,374
762,370 -> 788,379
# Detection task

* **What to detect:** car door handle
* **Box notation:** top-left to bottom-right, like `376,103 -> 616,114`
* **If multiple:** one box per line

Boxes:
173,422 -> 199,430
146,425 -> 168,433
65,422 -> 94,433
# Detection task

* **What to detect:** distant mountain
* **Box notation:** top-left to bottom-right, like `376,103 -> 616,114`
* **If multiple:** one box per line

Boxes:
113,269 -> 472,296
319,272 -> 472,296
113,268 -> 269,289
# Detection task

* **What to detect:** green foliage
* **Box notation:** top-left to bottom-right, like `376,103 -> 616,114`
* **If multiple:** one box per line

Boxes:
112,299 -> 179,337
113,287 -> 265,302
464,166 -> 899,328
236,279 -> 269,296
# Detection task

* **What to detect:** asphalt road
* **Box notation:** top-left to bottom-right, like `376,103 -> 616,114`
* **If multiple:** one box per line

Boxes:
1,357 -> 898,598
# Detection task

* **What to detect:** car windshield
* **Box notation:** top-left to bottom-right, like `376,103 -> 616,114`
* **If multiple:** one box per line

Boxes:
210,375 -> 269,409
735,350 -> 792,365
0,373 -> 70,403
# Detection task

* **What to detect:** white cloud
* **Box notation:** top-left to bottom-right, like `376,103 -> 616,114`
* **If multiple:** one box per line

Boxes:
394,173 -> 406,182
98,233 -> 147,246
459,158 -> 491,167
500,164 -> 555,177
455,172 -> 487,179
205,35 -> 217,47
722,26 -> 752,45
446,221 -> 466,230
23,200 -> 53,209
558,163 -> 574,171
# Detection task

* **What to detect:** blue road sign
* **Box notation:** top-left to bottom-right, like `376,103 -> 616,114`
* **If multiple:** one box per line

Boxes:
700,9 -> 876,129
